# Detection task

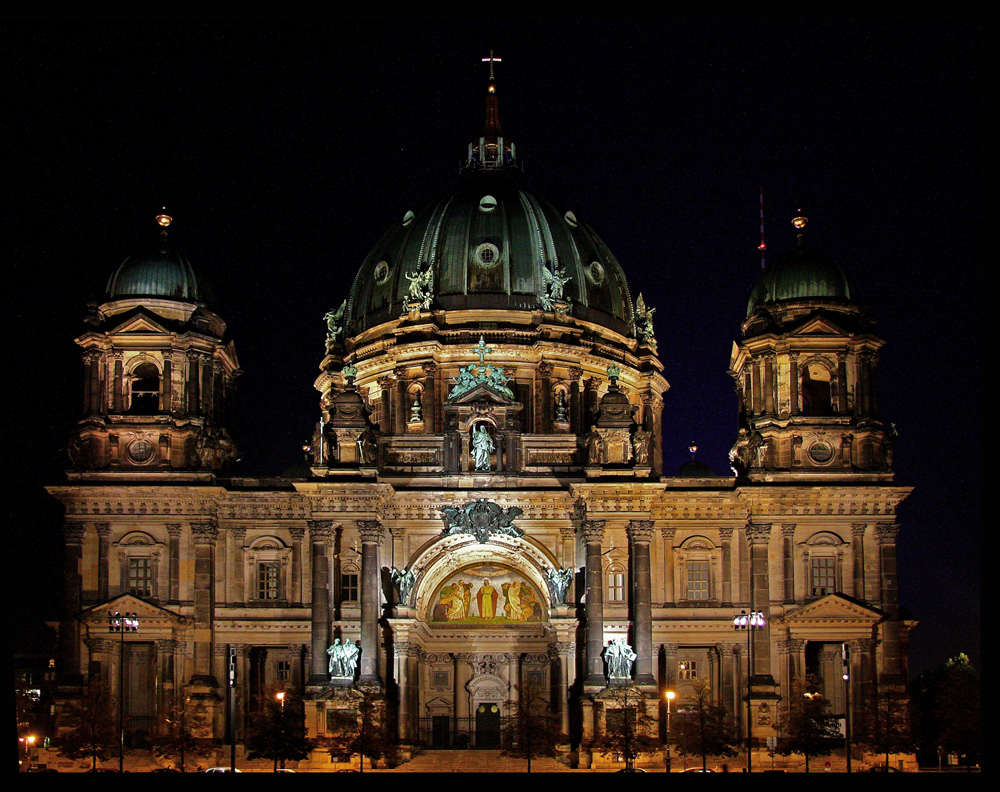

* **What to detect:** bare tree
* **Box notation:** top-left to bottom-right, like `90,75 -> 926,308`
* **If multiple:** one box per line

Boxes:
245,689 -> 315,772
595,684 -> 660,772
56,683 -> 117,770
500,681 -> 564,772
673,677 -> 738,771
151,695 -> 213,771
776,675 -> 842,772
324,687 -> 394,773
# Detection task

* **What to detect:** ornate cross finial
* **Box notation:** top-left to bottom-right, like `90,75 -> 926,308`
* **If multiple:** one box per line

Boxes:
482,50 -> 502,81
475,336 -> 492,367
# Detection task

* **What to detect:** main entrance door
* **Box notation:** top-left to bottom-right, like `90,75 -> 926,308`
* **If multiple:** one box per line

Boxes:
475,702 -> 501,747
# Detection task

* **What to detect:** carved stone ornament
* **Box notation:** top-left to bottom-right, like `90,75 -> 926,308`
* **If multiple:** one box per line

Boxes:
441,499 -> 524,543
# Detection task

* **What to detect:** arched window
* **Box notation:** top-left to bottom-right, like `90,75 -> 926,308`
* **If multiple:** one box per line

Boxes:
606,562 -> 626,603
801,360 -> 834,417
116,531 -> 162,600
128,362 -> 160,415
247,537 -> 290,604
677,536 -> 719,605
801,532 -> 846,600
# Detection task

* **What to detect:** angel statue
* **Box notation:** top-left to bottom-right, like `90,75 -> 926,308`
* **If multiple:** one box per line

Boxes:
324,299 -> 347,345
539,261 -> 571,311
404,264 -> 434,310
634,293 -> 656,343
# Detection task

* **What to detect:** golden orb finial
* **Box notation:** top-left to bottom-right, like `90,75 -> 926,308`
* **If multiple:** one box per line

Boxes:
792,211 -> 808,230
156,209 -> 172,228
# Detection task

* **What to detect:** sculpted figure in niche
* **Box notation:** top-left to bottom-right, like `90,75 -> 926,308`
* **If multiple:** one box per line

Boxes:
472,424 -> 495,471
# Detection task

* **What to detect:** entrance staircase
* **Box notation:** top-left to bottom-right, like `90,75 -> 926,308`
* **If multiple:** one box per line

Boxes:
397,749 -> 570,773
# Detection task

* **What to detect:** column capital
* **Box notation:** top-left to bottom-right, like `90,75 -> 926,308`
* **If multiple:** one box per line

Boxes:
358,519 -> 384,545
166,523 -> 182,537
64,522 -> 86,544
781,523 -> 796,537
746,522 -> 772,544
874,522 -> 899,543
288,526 -> 305,541
307,520 -> 335,542
851,522 -> 868,537
627,520 -> 655,543
581,520 -> 605,543
718,527 -> 733,541
96,522 -> 111,537
191,522 -> 219,545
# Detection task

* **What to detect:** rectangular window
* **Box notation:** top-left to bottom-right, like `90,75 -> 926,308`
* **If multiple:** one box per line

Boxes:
277,660 -> 291,681
341,572 -> 359,603
257,561 -> 280,600
686,560 -> 710,601
811,557 -> 836,596
128,558 -> 152,598
678,660 -> 698,680
607,568 -> 625,602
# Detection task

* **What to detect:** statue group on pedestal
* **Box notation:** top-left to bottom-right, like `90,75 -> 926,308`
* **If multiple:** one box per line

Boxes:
604,638 -> 637,680
326,638 -> 360,679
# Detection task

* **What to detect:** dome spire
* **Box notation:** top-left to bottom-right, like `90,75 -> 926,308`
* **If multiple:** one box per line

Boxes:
466,50 -> 516,170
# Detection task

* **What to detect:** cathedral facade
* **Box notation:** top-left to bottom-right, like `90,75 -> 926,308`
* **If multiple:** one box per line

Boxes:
48,68 -> 911,768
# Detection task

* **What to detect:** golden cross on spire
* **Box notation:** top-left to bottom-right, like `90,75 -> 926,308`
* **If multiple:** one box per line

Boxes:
482,50 -> 501,81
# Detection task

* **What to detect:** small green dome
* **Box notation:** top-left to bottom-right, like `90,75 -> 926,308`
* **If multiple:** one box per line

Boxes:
747,243 -> 853,317
106,233 -> 212,305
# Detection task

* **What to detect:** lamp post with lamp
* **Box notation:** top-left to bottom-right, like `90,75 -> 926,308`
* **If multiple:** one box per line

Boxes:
109,611 -> 139,772
733,609 -> 764,772
664,689 -> 676,772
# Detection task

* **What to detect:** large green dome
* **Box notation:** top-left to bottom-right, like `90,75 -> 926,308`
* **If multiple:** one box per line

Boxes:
345,169 -> 636,338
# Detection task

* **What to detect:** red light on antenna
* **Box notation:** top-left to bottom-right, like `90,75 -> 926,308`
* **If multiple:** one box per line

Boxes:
758,242 -> 766,251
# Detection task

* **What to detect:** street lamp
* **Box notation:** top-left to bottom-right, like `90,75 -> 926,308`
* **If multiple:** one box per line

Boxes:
733,609 -> 765,773
275,691 -> 287,771
109,611 -> 139,773
664,690 -> 676,772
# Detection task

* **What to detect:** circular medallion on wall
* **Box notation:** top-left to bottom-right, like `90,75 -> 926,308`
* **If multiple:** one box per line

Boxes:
807,441 -> 835,464
127,438 -> 156,465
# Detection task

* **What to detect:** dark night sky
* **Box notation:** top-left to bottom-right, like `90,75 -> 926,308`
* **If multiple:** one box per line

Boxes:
7,22 -> 979,678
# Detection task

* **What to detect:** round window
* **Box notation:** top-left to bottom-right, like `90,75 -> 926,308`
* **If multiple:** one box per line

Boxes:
474,242 -> 501,268
374,260 -> 391,284
586,260 -> 605,285
127,438 -> 156,464
479,194 -> 497,213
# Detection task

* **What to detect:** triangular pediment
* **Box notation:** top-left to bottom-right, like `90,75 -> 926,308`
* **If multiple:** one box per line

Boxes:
78,594 -> 187,627
780,593 -> 883,639
448,380 -> 519,406
788,314 -> 849,337
109,312 -> 172,336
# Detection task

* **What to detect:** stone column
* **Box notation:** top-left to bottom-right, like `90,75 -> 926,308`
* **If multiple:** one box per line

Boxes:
186,352 -> 200,416
789,353 -> 800,416
377,376 -> 393,434
166,524 -> 181,603
112,353 -> 124,413
289,526 -> 304,606
454,653 -> 472,741
161,356 -> 172,413
568,367 -> 583,433
747,522 -> 772,676
781,524 -> 796,603
719,644 -> 737,723
651,396 -> 664,475
537,361 -> 553,432
661,527 -> 676,604
393,368 -> 407,435
358,519 -> 384,684
422,363 -> 439,434
60,523 -> 85,683
719,527 -> 732,607
837,353 -> 850,415
552,642 -> 574,736
851,523 -> 866,601
583,377 -> 600,428
307,520 -> 333,684
230,527 -> 246,606
763,353 -> 775,416
751,359 -> 763,415
869,353 -> 880,417
190,522 -> 218,684
96,523 -> 111,600
395,643 -> 420,743
875,522 -> 903,678
582,520 -> 606,686
628,520 -> 655,685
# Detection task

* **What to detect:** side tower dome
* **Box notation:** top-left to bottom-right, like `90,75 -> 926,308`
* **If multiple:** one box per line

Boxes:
729,215 -> 891,477
315,65 -> 668,480
69,213 -> 239,477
